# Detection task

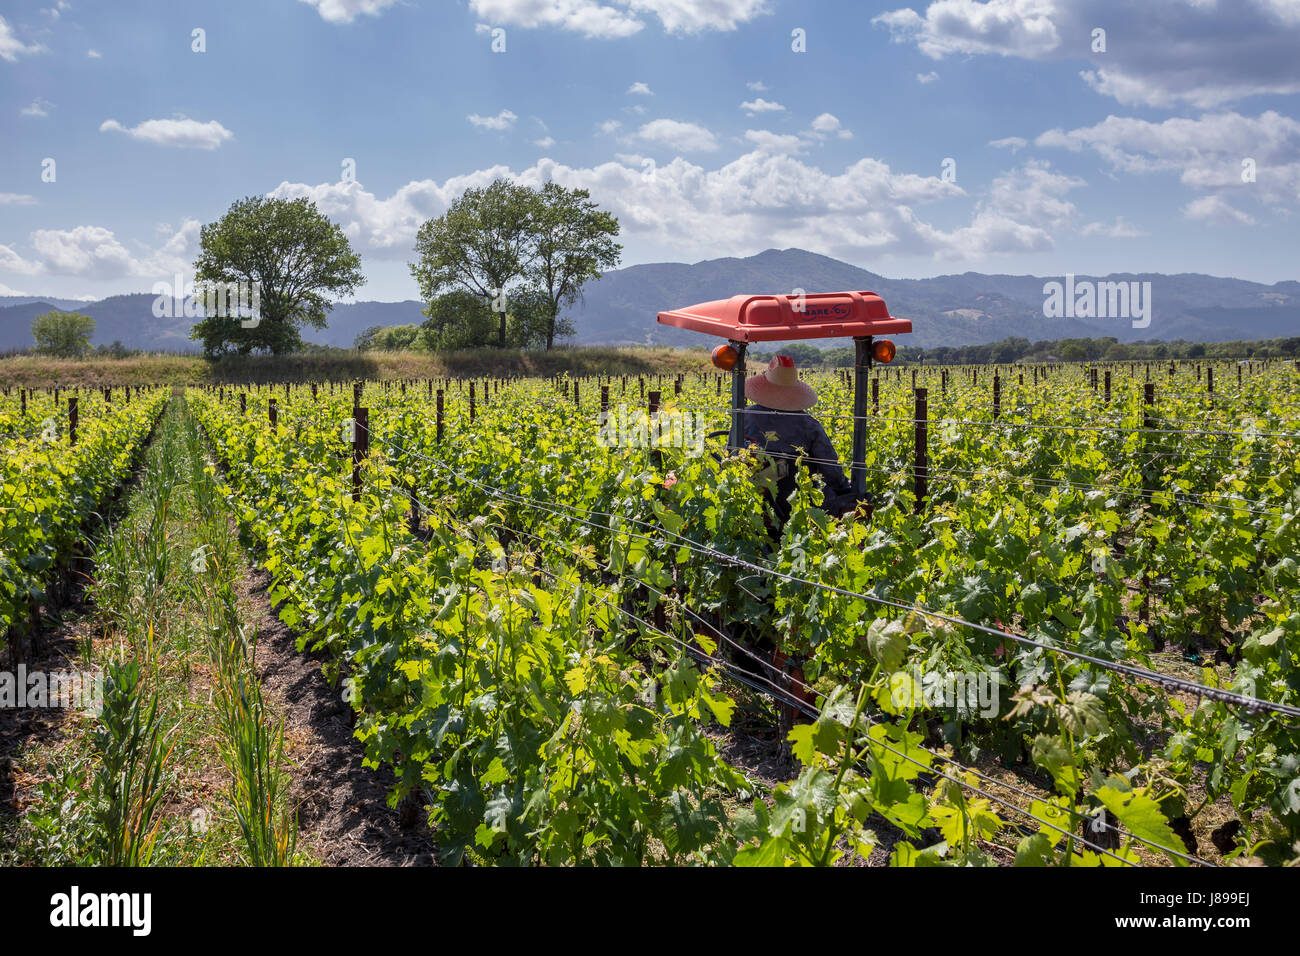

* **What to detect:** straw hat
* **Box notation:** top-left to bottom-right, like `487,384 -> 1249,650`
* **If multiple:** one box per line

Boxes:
744,355 -> 818,411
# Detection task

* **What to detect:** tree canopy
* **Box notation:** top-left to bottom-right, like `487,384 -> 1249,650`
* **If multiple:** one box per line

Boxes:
524,182 -> 622,349
354,324 -> 425,351
409,179 -> 621,350
190,195 -> 365,357
410,180 -> 535,349
31,310 -> 95,358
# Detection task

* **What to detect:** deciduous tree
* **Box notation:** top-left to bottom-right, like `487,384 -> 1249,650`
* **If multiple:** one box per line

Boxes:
31,310 -> 95,358
190,196 -> 364,356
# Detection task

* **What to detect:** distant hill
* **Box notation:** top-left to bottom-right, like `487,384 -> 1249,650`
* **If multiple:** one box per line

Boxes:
0,295 -> 197,352
0,295 -> 99,312
563,248 -> 1300,348
2,249 -> 1296,352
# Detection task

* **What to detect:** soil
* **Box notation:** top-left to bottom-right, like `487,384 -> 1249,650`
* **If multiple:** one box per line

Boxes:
0,612 -> 93,823
232,563 -> 436,866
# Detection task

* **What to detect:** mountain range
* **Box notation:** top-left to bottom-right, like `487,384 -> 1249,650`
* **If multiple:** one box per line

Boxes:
2,248 -> 1297,353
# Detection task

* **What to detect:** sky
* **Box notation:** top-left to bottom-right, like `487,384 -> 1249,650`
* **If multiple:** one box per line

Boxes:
2,0 -> 1299,302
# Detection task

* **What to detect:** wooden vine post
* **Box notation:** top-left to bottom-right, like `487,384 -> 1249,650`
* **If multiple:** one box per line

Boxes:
647,390 -> 662,471
1141,383 -> 1155,630
352,406 -> 368,502
913,387 -> 928,513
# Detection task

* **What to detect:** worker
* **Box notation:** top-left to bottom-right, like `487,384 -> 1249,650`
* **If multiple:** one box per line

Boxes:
738,353 -> 864,734
741,354 -> 866,525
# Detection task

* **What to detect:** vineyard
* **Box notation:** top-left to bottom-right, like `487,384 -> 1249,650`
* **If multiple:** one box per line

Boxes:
2,386 -> 166,656
193,359 -> 1300,866
3,360 -> 1299,867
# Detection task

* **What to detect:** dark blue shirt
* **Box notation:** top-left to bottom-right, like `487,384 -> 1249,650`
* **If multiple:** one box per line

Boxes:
742,404 -> 851,516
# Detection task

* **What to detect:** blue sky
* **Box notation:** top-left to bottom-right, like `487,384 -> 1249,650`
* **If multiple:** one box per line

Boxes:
2,0 -> 1299,301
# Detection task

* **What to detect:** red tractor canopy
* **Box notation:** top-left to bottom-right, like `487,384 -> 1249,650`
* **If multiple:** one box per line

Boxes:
657,290 -> 911,342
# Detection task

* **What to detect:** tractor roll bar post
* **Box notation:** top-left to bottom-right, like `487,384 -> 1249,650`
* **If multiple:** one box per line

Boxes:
851,335 -> 873,495
727,339 -> 748,451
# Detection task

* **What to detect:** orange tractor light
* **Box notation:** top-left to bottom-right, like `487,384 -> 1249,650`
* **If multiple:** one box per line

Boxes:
711,343 -> 741,371
872,339 -> 897,364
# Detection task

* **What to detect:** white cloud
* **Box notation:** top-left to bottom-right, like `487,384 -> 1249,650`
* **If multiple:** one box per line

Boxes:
810,113 -> 853,140
533,136 -> 556,148
743,130 -> 806,155
874,0 -> 1300,108
988,135 -> 1028,152
627,81 -> 653,95
297,0 -> 401,24
599,119 -> 623,134
1259,0 -> 1300,25
0,15 -> 46,61
268,175 -> 508,258
1080,216 -> 1145,238
86,48 -> 101,58
467,109 -> 518,130
0,220 -> 201,280
635,119 -> 719,152
469,0 -> 641,38
21,98 -> 54,118
258,150 -> 1085,267
1035,110 -> 1300,207
0,282 -> 31,296
31,228 -> 137,278
466,0 -> 770,38
872,0 -> 1060,60
981,159 -> 1082,228
1183,195 -> 1257,226
937,159 -> 1084,257
916,71 -> 939,83
0,193 -> 37,205
0,245 -> 38,276
746,80 -> 768,91
100,116 -> 234,149
740,97 -> 785,115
